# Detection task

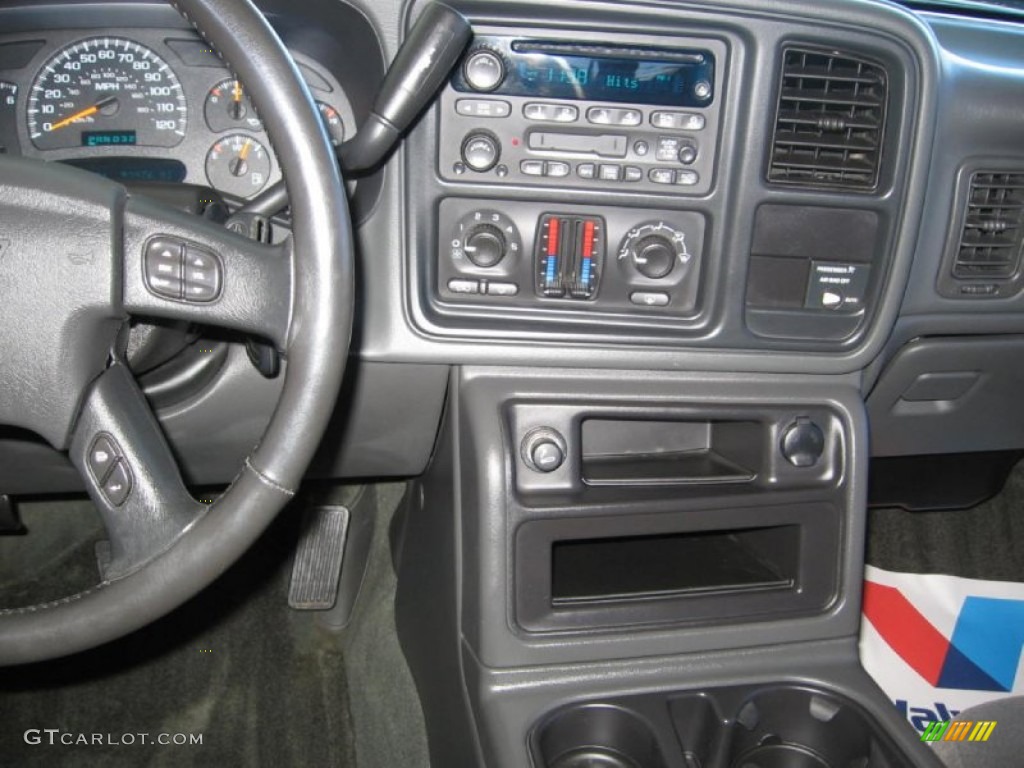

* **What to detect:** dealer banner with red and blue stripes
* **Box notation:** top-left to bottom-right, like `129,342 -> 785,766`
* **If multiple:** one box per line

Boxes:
860,565 -> 1024,733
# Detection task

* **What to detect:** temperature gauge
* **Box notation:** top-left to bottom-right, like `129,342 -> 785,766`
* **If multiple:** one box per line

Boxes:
205,134 -> 271,198
204,79 -> 261,133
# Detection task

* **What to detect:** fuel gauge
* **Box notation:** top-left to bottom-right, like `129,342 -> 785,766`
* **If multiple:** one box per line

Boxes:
204,79 -> 262,133
205,134 -> 271,198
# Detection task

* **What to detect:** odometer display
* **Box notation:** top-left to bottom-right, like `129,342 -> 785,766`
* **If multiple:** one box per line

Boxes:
27,37 -> 187,151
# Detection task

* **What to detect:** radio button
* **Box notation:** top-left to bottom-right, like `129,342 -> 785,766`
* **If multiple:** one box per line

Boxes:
623,166 -> 643,182
651,111 -> 706,131
633,140 -> 650,157
678,140 -> 698,165
649,167 -> 675,184
456,99 -> 511,118
461,132 -> 501,172
463,50 -> 505,92
675,170 -> 700,186
524,102 -> 578,123
545,161 -> 570,178
656,136 -> 685,162
586,107 -> 642,127
599,164 -> 622,181
521,160 -> 545,176
577,163 -> 597,179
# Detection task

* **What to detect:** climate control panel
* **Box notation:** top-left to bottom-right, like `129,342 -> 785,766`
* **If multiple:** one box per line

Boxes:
438,198 -> 705,316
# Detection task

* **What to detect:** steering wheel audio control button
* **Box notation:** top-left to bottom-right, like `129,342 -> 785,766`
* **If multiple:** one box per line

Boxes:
183,246 -> 223,302
102,460 -> 133,507
88,435 -> 120,485
144,237 -> 184,299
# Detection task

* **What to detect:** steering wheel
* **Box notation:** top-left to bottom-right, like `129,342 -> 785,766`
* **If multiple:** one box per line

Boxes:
0,0 -> 352,664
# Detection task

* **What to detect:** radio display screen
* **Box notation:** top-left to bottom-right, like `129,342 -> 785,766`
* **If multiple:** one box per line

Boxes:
454,41 -> 715,107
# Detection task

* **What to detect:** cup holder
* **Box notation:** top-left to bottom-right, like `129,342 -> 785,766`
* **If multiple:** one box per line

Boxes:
534,703 -> 671,768
532,685 -> 912,768
727,687 -> 900,768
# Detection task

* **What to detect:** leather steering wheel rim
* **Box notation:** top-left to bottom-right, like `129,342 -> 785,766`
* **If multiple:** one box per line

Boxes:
0,0 -> 352,665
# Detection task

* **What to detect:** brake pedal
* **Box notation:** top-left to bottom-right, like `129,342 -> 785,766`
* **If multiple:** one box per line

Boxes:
288,505 -> 350,610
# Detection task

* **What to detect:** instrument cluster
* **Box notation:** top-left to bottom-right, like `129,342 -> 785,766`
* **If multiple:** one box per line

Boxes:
0,30 -> 354,200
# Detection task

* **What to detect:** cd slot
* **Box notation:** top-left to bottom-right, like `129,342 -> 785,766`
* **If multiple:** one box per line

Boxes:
511,40 -> 708,63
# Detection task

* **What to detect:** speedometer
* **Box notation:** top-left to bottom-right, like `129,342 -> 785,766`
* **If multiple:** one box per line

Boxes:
26,37 -> 187,151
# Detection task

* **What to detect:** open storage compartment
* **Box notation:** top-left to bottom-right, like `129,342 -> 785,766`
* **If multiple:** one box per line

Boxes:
516,502 -> 840,633
551,525 -> 798,605
580,419 -> 762,486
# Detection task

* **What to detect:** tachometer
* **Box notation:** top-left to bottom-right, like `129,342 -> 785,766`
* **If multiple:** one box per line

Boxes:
26,37 -> 187,151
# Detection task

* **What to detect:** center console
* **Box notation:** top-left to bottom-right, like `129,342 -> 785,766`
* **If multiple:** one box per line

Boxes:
393,0 -> 942,766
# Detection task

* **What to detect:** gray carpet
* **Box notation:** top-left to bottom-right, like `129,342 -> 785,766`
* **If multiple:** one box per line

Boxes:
0,483 -> 427,768
866,456 -> 1024,581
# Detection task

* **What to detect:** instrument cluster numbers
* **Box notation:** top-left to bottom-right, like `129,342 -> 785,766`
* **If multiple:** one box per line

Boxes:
204,79 -> 261,133
205,134 -> 271,198
26,37 -> 187,150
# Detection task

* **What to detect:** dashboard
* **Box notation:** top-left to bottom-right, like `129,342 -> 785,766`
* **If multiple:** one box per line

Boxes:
1,0 -> 1024,766
0,27 -> 356,201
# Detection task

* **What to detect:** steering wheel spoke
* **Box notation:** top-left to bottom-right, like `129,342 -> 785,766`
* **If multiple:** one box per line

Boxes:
122,194 -> 294,350
69,362 -> 206,581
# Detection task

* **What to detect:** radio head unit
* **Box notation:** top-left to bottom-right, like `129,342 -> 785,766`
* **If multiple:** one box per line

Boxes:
438,33 -> 725,196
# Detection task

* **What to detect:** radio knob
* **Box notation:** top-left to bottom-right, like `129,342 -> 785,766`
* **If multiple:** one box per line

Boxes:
463,49 -> 506,92
464,224 -> 507,268
461,131 -> 501,172
632,235 -> 676,280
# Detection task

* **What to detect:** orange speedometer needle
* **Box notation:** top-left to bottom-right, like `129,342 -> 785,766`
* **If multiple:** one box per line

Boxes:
238,138 -> 253,161
232,81 -> 243,103
49,95 -> 117,132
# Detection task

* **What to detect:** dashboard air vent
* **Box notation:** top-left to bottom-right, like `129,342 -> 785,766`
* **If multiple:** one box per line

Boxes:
768,48 -> 887,190
953,171 -> 1024,280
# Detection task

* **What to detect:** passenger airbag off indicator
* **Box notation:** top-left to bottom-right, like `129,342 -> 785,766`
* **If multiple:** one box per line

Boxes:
535,213 -> 604,299
805,261 -> 870,312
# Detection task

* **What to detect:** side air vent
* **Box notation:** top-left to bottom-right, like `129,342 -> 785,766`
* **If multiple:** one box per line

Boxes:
768,48 -> 887,190
953,171 -> 1024,280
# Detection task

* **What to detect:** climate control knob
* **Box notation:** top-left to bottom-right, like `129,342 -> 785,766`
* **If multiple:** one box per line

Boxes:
632,235 -> 677,280
618,222 -> 694,281
464,224 -> 507,268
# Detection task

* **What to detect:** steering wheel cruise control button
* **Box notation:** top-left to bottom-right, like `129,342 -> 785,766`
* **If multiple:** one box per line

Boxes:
183,246 -> 223,302
144,238 -> 223,303
144,238 -> 184,299
102,460 -> 133,507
